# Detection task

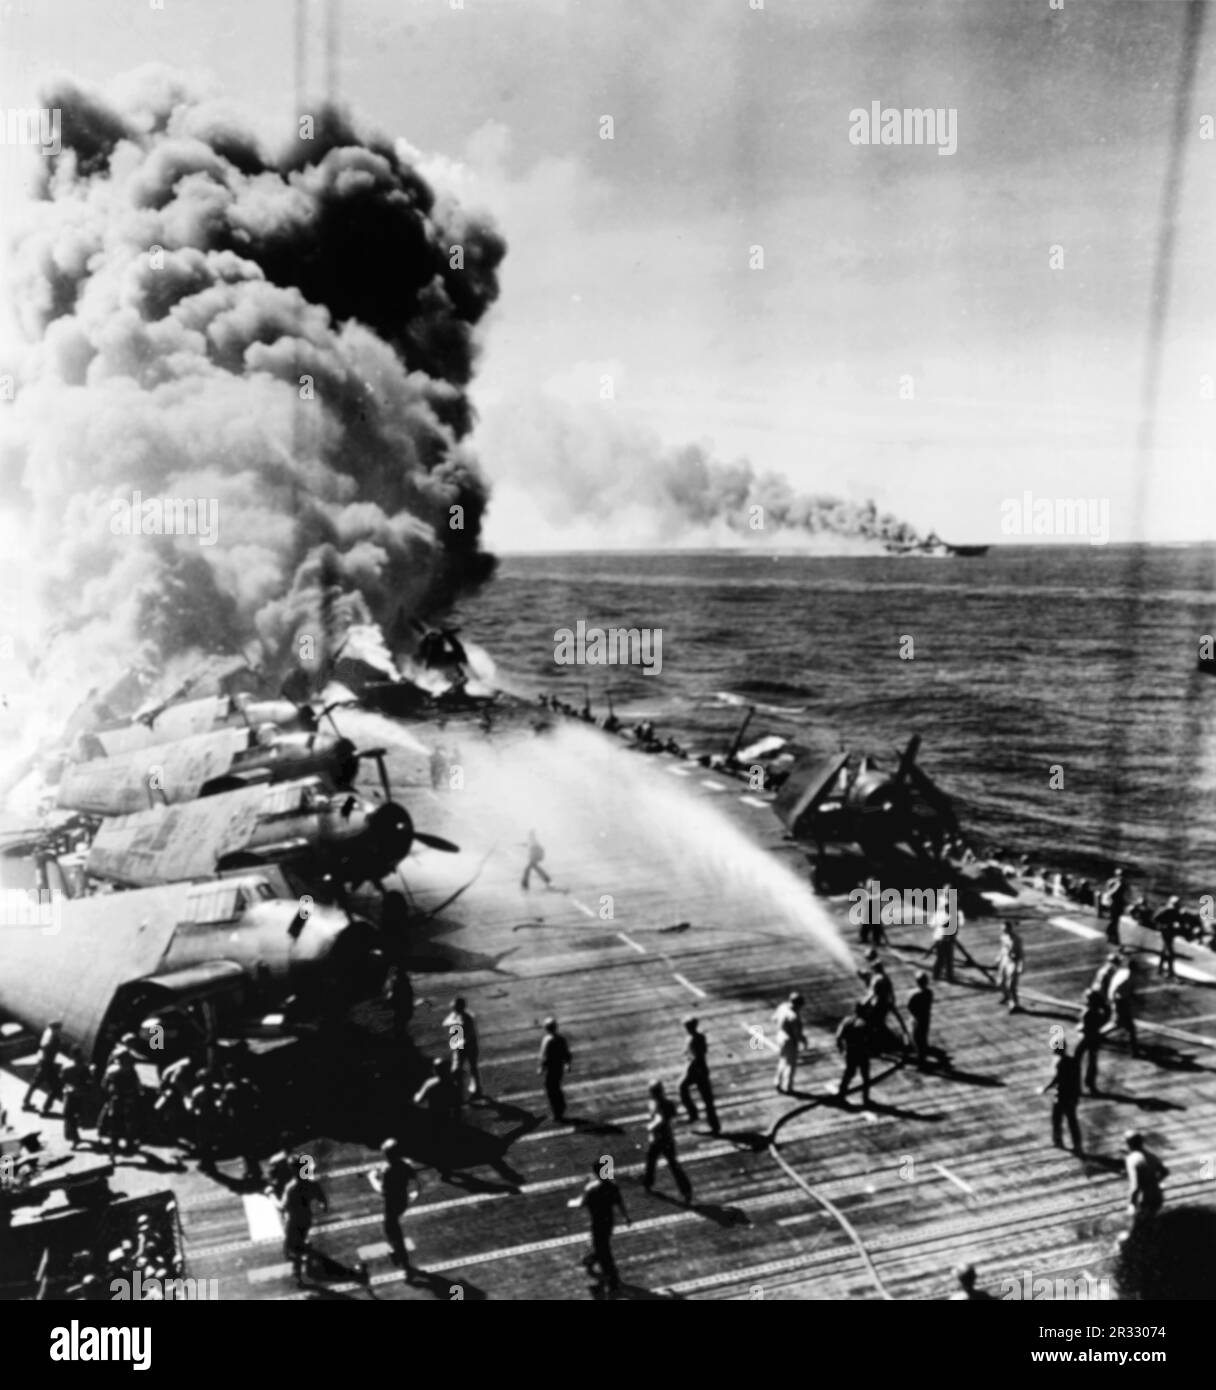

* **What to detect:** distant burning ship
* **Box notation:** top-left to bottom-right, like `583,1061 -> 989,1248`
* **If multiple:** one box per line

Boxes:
884,531 -> 990,557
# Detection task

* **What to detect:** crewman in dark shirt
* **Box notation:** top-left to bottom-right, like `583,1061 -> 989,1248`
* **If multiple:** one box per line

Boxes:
643,1081 -> 693,1204
569,1161 -> 631,1294
1152,896 -> 1184,980
1076,989 -> 1106,1095
23,1021 -> 63,1115
1040,1040 -> 1083,1154
538,1018 -> 572,1121
864,963 -> 906,1052
906,973 -> 934,1070
677,1016 -> 719,1134
1102,868 -> 1130,945
836,1003 -> 872,1106
58,1048 -> 90,1149
370,1138 -> 418,1279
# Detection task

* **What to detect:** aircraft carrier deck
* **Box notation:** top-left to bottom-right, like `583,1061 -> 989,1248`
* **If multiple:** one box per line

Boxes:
5,727 -> 1216,1302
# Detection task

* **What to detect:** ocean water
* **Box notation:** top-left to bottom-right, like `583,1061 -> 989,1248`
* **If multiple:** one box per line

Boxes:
454,545 -> 1216,904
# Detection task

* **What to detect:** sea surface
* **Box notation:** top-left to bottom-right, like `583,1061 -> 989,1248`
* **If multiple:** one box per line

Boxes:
454,545 -> 1216,905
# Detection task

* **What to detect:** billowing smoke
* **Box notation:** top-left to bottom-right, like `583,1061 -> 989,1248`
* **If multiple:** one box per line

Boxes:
0,67 -> 504,723
479,397 -> 920,552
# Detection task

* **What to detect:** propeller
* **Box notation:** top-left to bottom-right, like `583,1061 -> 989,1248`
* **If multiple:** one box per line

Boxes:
363,749 -> 459,854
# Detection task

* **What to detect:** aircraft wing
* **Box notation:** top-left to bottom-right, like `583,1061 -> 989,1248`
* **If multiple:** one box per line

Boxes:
94,695 -> 232,757
0,883 -> 188,1063
86,785 -> 271,886
772,751 -> 851,835
57,728 -> 252,816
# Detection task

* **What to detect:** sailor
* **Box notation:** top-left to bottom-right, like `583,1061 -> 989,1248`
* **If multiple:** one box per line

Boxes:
103,1052 -> 144,1160
864,962 -> 907,1052
1152,896 -> 1183,980
279,1167 -> 329,1287
221,1066 -> 265,1183
927,911 -> 956,983
58,1047 -> 91,1149
154,1056 -> 195,1144
835,1003 -> 872,1107
538,1017 -> 573,1122
642,1080 -> 693,1204
521,829 -> 552,891
858,880 -> 888,948
413,1058 -> 460,1176
1103,956 -> 1140,1057
994,921 -> 1025,1013
677,1016 -> 719,1134
369,1138 -> 418,1279
1102,867 -> 1130,945
442,996 -> 483,1101
266,1147 -> 300,1201
947,1263 -> 994,1301
569,1159 -> 631,1295
429,745 -> 447,790
1076,989 -> 1106,1095
187,1070 -> 224,1171
1124,1131 -> 1168,1218
23,1020 -> 64,1114
906,972 -> 934,1070
1040,1039 -> 1082,1155
772,992 -> 807,1095
1091,951 -> 1123,1003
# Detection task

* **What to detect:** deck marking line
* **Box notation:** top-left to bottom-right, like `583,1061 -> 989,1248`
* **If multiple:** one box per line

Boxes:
1048,916 -> 1103,940
933,1162 -> 976,1195
242,1192 -> 283,1242
616,931 -> 647,954
672,972 -> 707,999
739,795 -> 768,809
743,1022 -> 778,1052
700,779 -> 728,791
568,896 -> 597,919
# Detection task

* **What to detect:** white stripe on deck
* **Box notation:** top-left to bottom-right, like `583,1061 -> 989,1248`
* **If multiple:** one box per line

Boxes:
742,1022 -> 778,1052
700,779 -> 728,791
666,764 -> 692,777
616,932 -> 647,954
739,795 -> 768,809
242,1193 -> 283,1242
568,896 -> 597,919
1048,915 -> 1103,940
933,1162 -> 976,1196
672,972 -> 707,999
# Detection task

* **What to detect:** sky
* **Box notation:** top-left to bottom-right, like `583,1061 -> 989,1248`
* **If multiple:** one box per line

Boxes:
0,0 -> 1213,547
